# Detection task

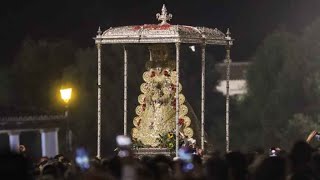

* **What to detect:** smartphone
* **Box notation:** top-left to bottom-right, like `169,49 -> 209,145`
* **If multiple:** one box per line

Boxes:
178,147 -> 194,172
116,135 -> 132,147
269,147 -> 279,157
116,135 -> 132,158
179,147 -> 192,162
315,132 -> 320,141
75,147 -> 90,171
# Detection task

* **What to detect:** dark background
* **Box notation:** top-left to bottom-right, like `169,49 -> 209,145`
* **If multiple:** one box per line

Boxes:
1,0 -> 320,65
1,0 -> 320,158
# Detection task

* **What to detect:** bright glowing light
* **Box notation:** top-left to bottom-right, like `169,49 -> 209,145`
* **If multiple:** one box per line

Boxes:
189,45 -> 195,52
60,88 -> 72,104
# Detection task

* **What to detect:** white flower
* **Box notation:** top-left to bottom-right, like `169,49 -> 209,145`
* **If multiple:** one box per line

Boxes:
187,138 -> 196,145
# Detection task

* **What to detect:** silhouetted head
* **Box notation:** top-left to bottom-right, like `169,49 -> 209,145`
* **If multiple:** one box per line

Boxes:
254,156 -> 286,180
205,155 -> 228,180
290,172 -> 313,180
290,141 -> 313,166
225,151 -> 248,180
0,151 -> 33,179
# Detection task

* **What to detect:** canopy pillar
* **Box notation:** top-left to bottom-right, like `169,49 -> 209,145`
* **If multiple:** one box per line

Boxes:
96,27 -> 102,158
123,45 -> 128,136
225,28 -> 233,153
175,42 -> 181,157
201,44 -> 206,151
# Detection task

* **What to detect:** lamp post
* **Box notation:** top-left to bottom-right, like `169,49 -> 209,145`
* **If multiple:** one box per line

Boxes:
60,88 -> 72,153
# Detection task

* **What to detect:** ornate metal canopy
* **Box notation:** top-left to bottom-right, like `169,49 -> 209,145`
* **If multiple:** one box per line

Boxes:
95,5 -> 230,45
93,4 -> 234,157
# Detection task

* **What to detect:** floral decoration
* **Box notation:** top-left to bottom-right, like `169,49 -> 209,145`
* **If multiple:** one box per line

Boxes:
157,130 -> 184,151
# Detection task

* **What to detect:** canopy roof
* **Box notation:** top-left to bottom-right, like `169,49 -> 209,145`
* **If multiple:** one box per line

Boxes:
95,5 -> 232,45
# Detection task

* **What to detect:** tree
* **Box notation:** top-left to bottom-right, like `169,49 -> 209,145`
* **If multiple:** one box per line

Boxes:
0,67 -> 12,105
280,113 -> 320,148
301,17 -> 320,113
11,38 -> 76,110
239,30 -> 308,148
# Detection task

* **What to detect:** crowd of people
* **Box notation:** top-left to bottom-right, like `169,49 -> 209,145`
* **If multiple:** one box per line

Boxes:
1,133 -> 320,180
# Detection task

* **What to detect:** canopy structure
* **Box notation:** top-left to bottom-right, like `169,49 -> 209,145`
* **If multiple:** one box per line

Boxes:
94,4 -> 233,157
96,24 -> 227,45
95,5 -> 229,45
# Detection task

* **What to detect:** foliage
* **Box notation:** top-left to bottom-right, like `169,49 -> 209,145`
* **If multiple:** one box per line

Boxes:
279,113 -> 320,148
61,47 -> 98,154
235,20 -> 320,150
0,68 -> 11,105
301,18 -> 320,108
11,38 -> 76,109
157,131 -> 177,151
242,31 -> 307,148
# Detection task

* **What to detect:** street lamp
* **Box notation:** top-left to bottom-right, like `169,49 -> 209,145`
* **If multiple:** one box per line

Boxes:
60,88 -> 72,153
60,88 -> 72,104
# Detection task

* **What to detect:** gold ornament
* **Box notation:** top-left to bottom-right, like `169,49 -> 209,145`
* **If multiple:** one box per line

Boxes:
178,83 -> 182,93
135,105 -> 144,116
179,105 -> 188,117
138,94 -> 146,104
143,72 -> 151,82
133,117 -> 141,127
183,127 -> 194,138
170,72 -> 177,85
132,44 -> 195,147
179,94 -> 185,105
183,116 -> 191,127
140,83 -> 149,94
132,128 -> 138,139
162,85 -> 172,95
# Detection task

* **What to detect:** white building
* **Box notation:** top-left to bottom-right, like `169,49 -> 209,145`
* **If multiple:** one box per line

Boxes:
0,107 -> 65,157
215,62 -> 250,96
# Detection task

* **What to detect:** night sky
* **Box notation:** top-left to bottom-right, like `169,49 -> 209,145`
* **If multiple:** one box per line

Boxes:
0,0 -> 320,65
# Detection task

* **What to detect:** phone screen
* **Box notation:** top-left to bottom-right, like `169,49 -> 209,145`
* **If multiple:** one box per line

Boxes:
116,135 -> 132,158
179,148 -> 192,162
178,147 -> 194,172
116,135 -> 132,147
315,134 -> 320,141
269,147 -> 280,157
75,147 -> 90,171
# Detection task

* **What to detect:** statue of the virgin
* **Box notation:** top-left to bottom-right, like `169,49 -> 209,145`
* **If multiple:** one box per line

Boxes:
132,44 -> 202,148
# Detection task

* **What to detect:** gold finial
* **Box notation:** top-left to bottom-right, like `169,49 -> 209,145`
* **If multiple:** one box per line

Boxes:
226,28 -> 233,46
97,26 -> 102,36
156,4 -> 172,25
226,28 -> 231,40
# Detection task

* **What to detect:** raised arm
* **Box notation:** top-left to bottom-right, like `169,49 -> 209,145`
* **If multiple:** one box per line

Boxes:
306,130 -> 317,143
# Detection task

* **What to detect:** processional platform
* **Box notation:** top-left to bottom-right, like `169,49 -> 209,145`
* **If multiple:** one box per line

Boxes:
133,148 -> 174,158
94,4 -> 233,157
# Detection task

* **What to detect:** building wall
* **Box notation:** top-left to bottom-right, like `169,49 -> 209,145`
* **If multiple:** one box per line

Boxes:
216,80 -> 247,96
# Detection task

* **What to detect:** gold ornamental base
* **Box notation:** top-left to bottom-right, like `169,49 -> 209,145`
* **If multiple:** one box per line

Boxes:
133,148 -> 174,158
